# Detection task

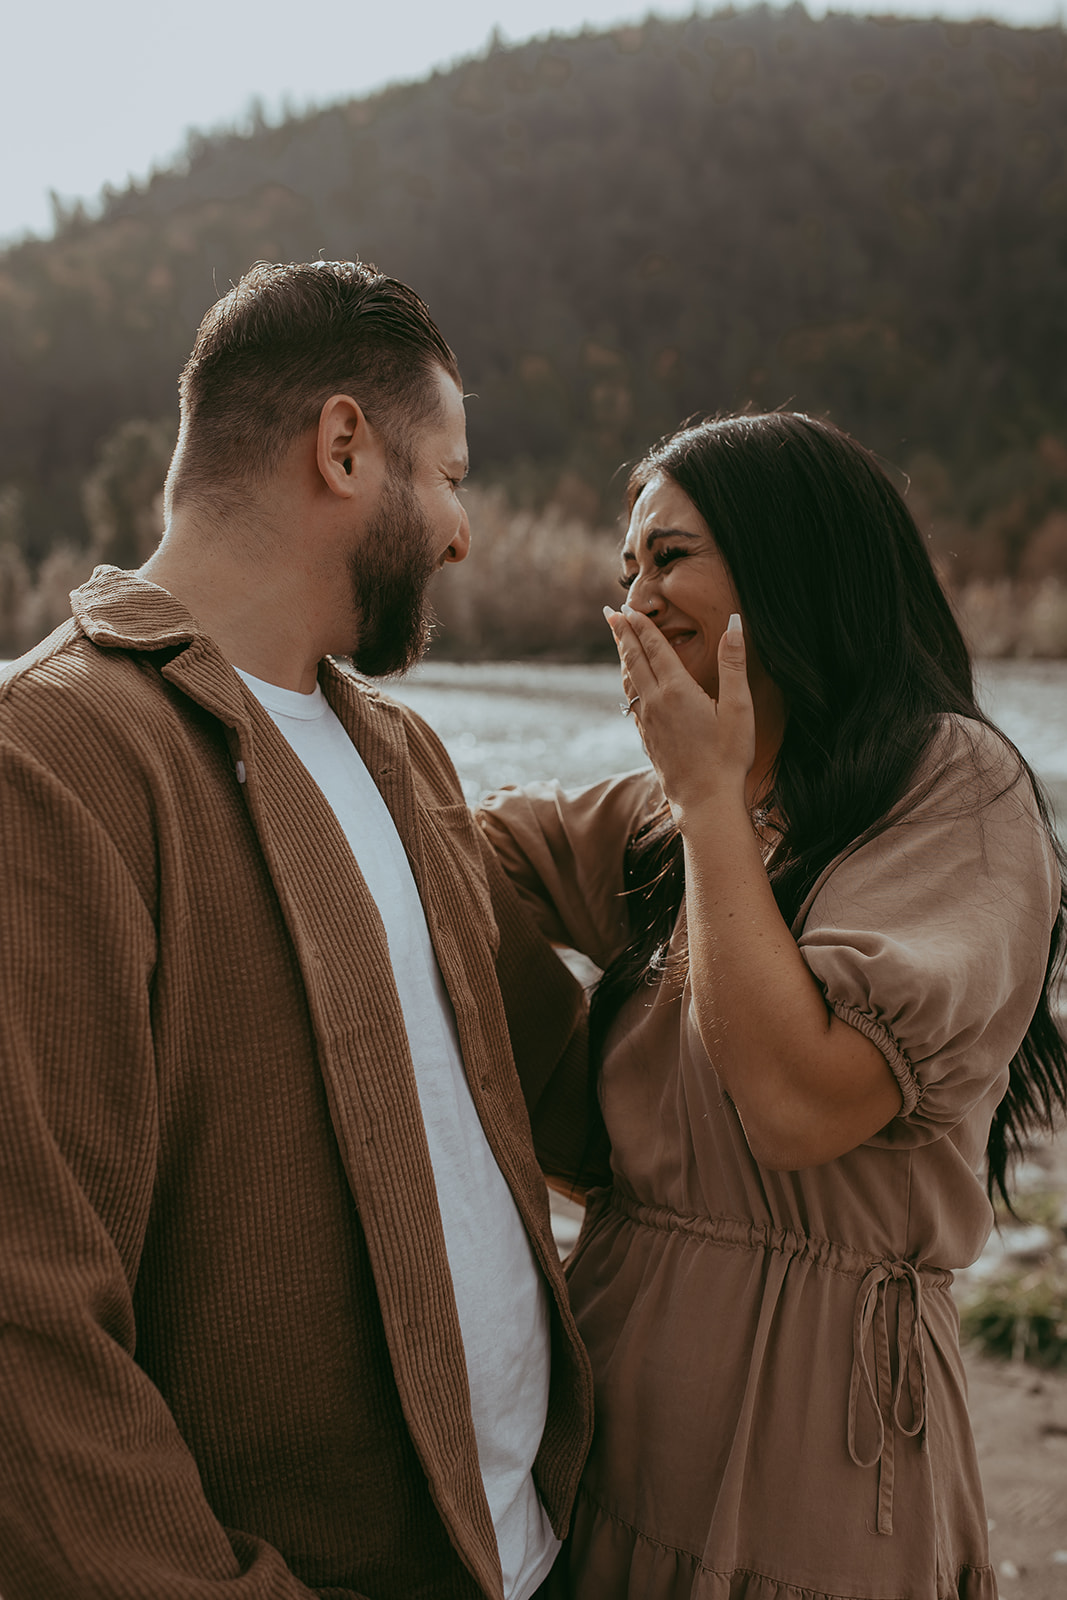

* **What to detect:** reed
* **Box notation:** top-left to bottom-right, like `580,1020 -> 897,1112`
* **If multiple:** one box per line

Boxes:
3,482 -> 1067,663
428,486 -> 621,660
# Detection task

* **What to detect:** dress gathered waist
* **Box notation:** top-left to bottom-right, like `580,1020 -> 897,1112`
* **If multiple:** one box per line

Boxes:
606,1187 -> 955,1287
605,1186 -> 951,1536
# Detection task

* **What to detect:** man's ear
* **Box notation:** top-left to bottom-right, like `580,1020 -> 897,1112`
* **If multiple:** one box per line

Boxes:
316,394 -> 380,498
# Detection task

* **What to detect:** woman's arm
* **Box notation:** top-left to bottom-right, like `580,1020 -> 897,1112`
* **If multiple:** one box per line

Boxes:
605,605 -> 902,1169
477,769 -> 663,973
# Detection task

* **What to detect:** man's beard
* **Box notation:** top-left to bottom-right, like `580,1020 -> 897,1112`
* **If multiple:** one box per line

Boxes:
347,469 -> 437,678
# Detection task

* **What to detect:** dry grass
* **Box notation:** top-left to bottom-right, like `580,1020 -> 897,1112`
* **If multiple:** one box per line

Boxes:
953,578 -> 1067,659
4,476 -> 1067,663
428,486 -> 621,659
0,542 -> 95,656
960,1264 -> 1067,1369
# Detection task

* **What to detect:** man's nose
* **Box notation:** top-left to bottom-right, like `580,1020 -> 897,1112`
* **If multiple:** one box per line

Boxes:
442,507 -> 471,565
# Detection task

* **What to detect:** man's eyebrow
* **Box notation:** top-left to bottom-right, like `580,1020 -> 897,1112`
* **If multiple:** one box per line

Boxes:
621,528 -> 701,561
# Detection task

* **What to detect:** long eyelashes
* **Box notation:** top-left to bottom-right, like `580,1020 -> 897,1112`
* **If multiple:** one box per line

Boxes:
617,547 -> 689,590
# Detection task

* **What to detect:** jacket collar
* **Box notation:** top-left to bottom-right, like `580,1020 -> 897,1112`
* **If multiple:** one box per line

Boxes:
72,564 -> 202,651
70,564 -> 387,733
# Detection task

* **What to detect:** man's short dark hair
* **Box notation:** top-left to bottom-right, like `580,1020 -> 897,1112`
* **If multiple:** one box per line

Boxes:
171,260 -> 460,505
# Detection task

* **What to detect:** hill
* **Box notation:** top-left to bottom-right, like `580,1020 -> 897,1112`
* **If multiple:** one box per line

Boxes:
1,4 -> 1066,654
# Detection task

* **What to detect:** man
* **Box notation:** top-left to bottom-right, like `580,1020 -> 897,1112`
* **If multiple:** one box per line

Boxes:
0,261 -> 592,1599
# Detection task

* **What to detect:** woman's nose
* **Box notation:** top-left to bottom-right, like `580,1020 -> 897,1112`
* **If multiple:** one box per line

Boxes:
625,570 -> 661,618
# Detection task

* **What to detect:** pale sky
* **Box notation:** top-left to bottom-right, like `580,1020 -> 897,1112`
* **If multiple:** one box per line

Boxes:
2,0 -> 1062,244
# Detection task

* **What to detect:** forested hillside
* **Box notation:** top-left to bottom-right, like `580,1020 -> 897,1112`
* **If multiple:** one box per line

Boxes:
2,4 -> 1066,654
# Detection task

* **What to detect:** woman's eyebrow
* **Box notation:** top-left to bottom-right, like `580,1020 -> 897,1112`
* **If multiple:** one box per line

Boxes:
621,528 -> 701,562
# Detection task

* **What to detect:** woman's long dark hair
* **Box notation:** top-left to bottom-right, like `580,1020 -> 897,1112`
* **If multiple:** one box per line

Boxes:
589,411 -> 1067,1205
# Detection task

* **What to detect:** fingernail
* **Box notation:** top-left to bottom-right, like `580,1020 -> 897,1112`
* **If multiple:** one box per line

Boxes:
621,603 -> 636,618
602,605 -> 615,621
728,613 -> 743,635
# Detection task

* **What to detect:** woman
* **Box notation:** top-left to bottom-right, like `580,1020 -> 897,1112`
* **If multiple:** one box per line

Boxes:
478,412 -> 1067,1600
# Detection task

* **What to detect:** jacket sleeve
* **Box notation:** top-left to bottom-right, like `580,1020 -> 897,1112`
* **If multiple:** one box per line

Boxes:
0,740 -> 337,1599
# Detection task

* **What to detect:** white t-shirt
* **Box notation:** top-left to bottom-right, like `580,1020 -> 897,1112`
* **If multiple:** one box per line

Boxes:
236,669 -> 559,1600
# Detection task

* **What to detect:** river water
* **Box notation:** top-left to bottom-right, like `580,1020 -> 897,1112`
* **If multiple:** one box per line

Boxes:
386,657 -> 1067,832
3,653 -> 1063,825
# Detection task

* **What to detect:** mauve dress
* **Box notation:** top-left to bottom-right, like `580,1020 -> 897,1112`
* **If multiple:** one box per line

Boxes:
478,718 -> 1060,1600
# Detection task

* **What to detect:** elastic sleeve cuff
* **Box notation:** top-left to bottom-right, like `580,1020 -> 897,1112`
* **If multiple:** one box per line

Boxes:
828,998 -> 923,1117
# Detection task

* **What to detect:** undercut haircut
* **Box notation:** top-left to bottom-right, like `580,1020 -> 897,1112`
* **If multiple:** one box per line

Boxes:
170,260 -> 460,506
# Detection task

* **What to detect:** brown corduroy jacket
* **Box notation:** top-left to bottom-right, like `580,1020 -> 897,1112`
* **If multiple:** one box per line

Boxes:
0,567 -> 593,1600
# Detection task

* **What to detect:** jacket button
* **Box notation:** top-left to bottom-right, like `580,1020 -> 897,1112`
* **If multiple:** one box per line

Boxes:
235,760 -> 247,784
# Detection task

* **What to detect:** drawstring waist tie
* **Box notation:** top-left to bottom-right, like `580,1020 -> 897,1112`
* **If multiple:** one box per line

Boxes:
605,1189 -> 952,1537
848,1258 -> 931,1535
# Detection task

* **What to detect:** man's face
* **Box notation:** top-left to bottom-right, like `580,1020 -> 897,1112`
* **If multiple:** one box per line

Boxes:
347,367 -> 470,678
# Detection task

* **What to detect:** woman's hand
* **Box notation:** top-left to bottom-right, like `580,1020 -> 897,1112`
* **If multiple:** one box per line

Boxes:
603,604 -> 756,821
605,603 -> 902,1170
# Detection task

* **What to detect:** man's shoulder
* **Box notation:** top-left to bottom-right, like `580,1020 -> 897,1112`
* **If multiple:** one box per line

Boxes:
0,622 -> 185,789
3,622 -> 152,712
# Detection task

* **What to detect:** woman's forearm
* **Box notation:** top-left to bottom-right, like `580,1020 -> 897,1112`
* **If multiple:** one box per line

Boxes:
677,792 -> 902,1169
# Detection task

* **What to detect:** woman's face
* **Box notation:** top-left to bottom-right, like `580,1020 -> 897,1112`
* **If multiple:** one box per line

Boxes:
621,473 -> 744,701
